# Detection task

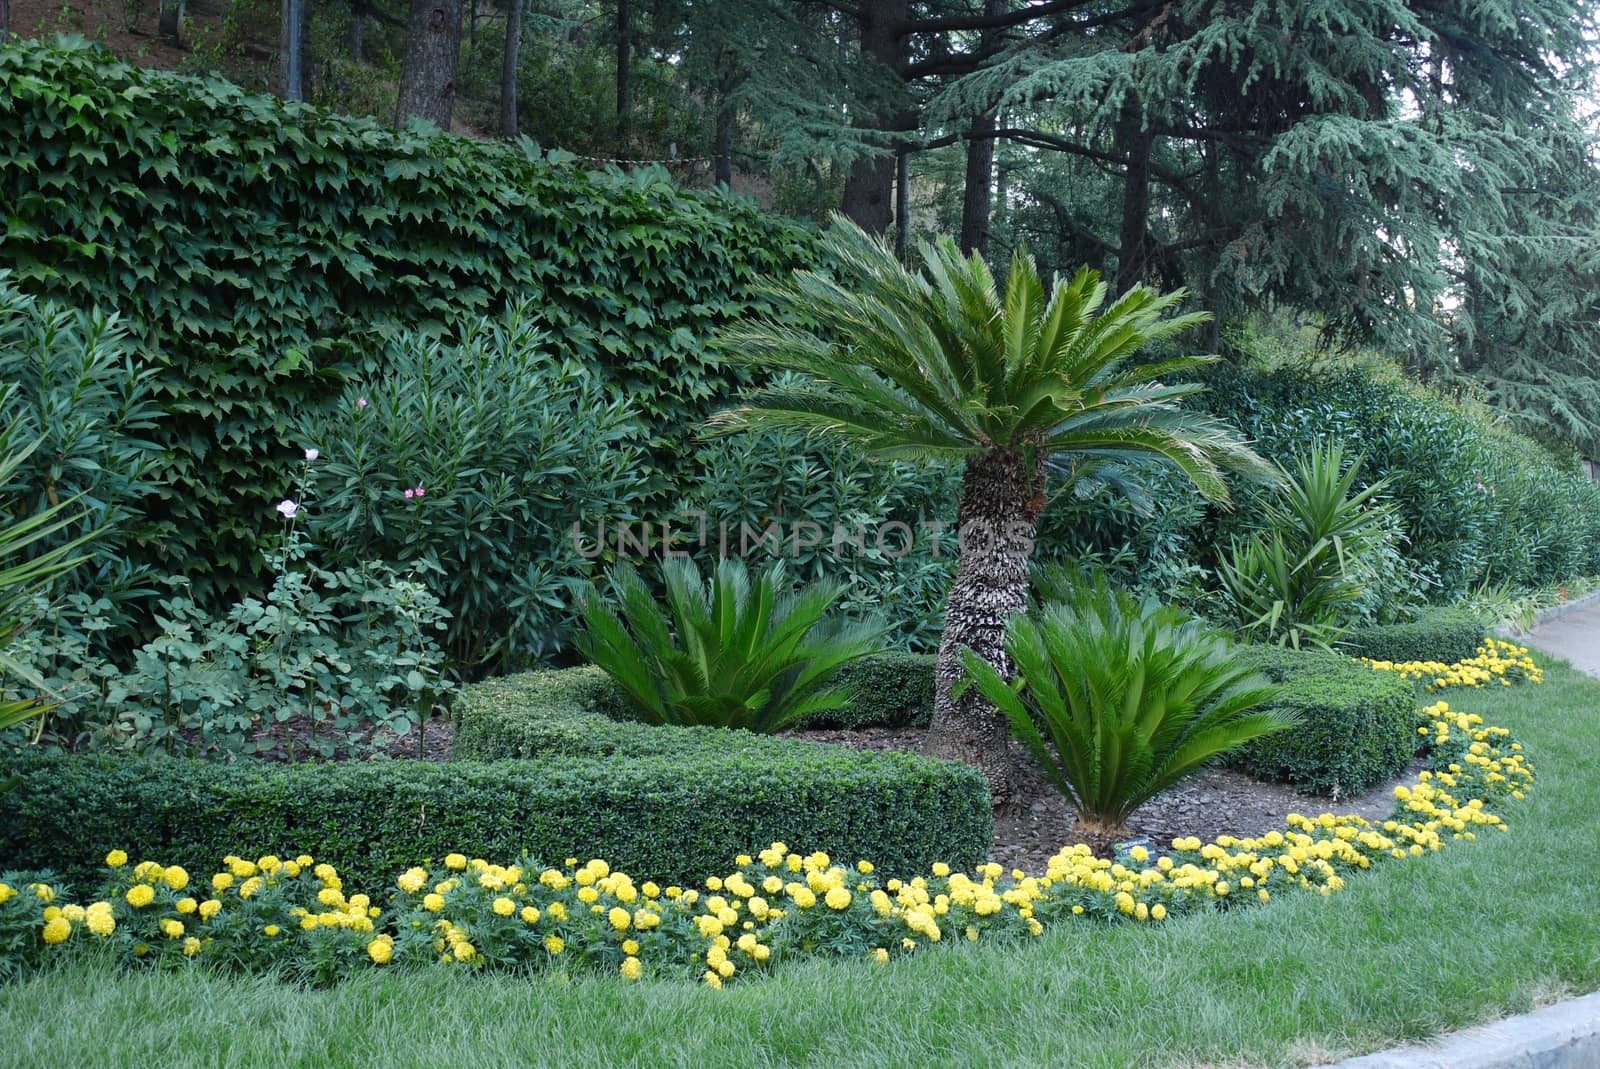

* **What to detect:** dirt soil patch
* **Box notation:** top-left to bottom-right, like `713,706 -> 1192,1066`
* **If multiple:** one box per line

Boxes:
790,725 -> 1418,875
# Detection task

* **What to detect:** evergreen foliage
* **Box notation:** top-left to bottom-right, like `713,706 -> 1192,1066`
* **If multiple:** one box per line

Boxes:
0,38 -> 813,601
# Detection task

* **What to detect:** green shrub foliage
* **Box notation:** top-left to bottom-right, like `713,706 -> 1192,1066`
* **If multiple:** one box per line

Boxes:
1200,365 -> 1600,599
300,307 -> 649,672
1338,608 -> 1488,666
0,38 -> 813,600
0,666 -> 992,889
805,651 -> 936,729
1224,645 -> 1417,797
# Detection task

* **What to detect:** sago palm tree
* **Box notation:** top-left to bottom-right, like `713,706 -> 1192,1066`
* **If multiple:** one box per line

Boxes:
709,218 -> 1271,802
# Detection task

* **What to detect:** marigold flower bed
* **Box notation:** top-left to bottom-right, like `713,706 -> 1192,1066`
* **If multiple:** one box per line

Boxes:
0,701 -> 1532,988
1361,638 -> 1544,690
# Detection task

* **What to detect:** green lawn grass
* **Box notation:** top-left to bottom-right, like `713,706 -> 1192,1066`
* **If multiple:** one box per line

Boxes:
3,657 -> 1598,1069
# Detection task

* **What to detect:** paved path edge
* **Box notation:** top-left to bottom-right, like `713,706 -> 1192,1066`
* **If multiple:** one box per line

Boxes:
1493,588 -> 1600,638
1316,988 -> 1600,1068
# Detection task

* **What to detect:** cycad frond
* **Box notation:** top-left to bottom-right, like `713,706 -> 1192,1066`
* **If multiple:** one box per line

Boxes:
711,217 -> 1267,505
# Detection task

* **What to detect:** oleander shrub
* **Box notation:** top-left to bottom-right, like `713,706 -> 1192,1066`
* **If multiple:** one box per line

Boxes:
1224,645 -> 1417,796
0,736 -> 991,891
0,38 -> 813,601
1339,607 -> 1488,666
0,278 -> 163,633
299,308 -> 649,672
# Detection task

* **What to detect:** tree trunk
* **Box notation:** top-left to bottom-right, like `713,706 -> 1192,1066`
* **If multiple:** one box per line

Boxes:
347,5 -> 363,60
714,101 -> 735,185
923,449 -> 1044,805
0,0 -> 9,40
499,0 -> 522,138
959,114 -> 995,255
615,0 -> 631,143
280,0 -> 308,101
1115,90 -> 1154,293
958,0 -> 1005,255
396,0 -> 463,129
894,146 -> 910,256
158,0 -> 183,43
841,0 -> 909,234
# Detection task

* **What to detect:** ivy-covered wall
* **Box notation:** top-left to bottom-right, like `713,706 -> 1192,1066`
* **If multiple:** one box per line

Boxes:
0,38 -> 814,599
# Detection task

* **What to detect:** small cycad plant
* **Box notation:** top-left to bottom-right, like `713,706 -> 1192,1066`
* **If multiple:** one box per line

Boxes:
577,558 -> 884,733
963,574 -> 1290,838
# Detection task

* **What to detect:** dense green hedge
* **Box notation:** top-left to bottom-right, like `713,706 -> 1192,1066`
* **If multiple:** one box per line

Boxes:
807,652 -> 936,729
1199,365 -> 1600,598
1339,608 -> 1488,665
1,734 -> 990,892
0,38 -> 813,598
1224,645 -> 1417,796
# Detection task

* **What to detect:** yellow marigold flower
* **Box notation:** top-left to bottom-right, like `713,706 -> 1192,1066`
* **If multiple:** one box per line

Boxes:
161,919 -> 185,939
857,860 -> 875,875
520,906 -> 541,925
368,936 -> 394,965
230,859 -> 257,879
544,935 -> 564,954
824,887 -> 851,911
238,877 -> 263,899
633,909 -> 660,930
619,955 -> 643,981
452,941 -> 476,962
492,896 -> 516,917
176,897 -> 197,915
547,902 -> 567,921
41,916 -> 71,945
86,907 -> 115,937
397,868 -> 428,894
1151,904 -> 1167,921
126,884 -> 155,909
423,893 -> 445,912
199,899 -> 222,921
105,850 -> 128,868
163,866 -> 190,892
264,925 -> 281,937
30,883 -> 55,902
931,863 -> 951,878
872,947 -> 890,964
444,854 -> 467,871
212,872 -> 234,893
183,937 -> 202,957
608,907 -> 631,931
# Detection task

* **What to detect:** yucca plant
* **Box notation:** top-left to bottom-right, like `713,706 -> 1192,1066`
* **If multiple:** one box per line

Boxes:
711,217 -> 1271,798
576,558 -> 884,733
962,573 -> 1290,839
1219,443 -> 1396,650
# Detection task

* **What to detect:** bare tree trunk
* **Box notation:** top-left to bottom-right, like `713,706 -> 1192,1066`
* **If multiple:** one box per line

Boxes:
499,0 -> 522,137
959,117 -> 995,255
958,0 -> 1005,255
1115,91 -> 1155,293
280,0 -> 307,101
158,0 -> 183,43
0,0 -> 9,39
841,0 -> 909,234
615,0 -> 631,143
923,449 -> 1044,805
396,0 -> 463,128
714,103 -> 735,185
894,146 -> 910,256
347,3 -> 364,60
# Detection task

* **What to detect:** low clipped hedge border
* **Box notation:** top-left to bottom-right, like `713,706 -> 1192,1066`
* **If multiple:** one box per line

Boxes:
2,708 -> 989,894
1339,609 -> 1488,666
1225,646 -> 1418,796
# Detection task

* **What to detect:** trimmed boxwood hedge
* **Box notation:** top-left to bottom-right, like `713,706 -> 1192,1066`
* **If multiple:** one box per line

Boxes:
1224,645 -> 1418,797
815,652 -> 936,729
0,733 -> 991,894
1338,608 -> 1488,665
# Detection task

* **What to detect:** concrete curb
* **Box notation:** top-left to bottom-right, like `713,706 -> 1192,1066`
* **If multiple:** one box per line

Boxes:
1492,588 -> 1600,638
1316,990 -> 1600,1068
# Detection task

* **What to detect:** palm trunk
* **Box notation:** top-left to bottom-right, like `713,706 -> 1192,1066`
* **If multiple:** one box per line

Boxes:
499,0 -> 522,138
924,448 -> 1044,804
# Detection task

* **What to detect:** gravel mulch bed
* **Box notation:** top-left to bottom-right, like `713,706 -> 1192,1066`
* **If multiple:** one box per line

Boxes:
790,725 -> 1418,875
